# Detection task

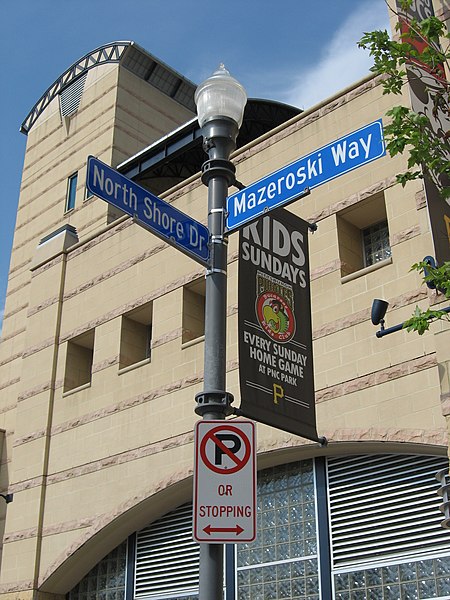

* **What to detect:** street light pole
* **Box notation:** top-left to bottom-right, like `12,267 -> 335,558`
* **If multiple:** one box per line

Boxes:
194,65 -> 247,600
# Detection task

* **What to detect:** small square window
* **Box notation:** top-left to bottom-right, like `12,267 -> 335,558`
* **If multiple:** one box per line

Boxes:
65,172 -> 78,212
119,303 -> 153,369
182,279 -> 205,344
64,329 -> 94,392
337,192 -> 391,278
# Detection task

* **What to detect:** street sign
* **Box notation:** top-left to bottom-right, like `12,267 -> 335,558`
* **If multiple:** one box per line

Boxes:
86,156 -> 210,267
193,420 -> 256,543
226,119 -> 386,231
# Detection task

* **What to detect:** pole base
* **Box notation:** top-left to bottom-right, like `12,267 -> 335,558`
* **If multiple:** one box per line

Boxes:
195,390 -> 234,418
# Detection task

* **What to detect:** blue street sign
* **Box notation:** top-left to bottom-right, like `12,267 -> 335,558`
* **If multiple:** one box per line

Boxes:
226,119 -> 386,232
86,156 -> 210,267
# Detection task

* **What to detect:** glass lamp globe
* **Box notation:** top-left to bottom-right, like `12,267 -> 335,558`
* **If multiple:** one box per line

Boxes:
195,64 -> 247,128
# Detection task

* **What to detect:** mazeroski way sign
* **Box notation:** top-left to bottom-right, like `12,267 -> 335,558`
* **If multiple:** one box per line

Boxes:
226,119 -> 386,231
86,156 -> 210,267
193,420 -> 256,543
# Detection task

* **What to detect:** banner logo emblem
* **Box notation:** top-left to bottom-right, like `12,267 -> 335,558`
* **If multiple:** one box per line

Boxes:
255,272 -> 295,343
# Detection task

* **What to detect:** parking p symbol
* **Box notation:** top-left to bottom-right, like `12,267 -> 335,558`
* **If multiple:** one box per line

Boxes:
199,424 -> 252,475
214,433 -> 242,466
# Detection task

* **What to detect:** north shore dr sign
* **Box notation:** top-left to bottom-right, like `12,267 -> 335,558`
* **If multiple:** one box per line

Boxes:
86,156 -> 210,267
226,119 -> 386,231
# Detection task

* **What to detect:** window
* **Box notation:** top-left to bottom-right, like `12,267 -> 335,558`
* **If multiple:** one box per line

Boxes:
67,454 -> 450,600
182,279 -> 205,344
119,303 -> 153,370
362,221 -> 391,267
135,503 -> 199,599
237,461 -> 319,599
65,172 -> 78,212
337,192 -> 391,278
67,541 -> 127,600
85,184 -> 93,201
63,329 -> 95,392
328,454 -> 450,599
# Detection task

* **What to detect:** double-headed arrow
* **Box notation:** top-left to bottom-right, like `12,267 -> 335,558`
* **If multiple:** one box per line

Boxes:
203,524 -> 244,536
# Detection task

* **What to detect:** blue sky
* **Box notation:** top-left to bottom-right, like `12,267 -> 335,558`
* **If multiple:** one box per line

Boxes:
0,0 -> 389,332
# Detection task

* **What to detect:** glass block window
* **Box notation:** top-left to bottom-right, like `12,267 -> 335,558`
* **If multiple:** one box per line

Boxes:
237,460 -> 320,599
334,555 -> 450,600
67,541 -> 127,600
65,172 -> 78,212
337,192 -> 391,278
362,220 -> 391,267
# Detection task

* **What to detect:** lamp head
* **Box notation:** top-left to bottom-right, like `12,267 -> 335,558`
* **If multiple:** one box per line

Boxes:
195,64 -> 247,129
371,299 -> 389,326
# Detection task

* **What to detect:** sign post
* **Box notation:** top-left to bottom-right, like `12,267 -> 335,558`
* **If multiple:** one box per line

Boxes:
193,420 -> 256,543
85,115 -> 384,598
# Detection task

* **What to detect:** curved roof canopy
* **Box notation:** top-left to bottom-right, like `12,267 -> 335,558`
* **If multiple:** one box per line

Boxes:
119,98 -> 301,196
20,41 -> 197,134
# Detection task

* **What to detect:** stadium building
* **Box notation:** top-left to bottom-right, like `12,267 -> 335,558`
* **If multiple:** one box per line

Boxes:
1,2 -> 450,599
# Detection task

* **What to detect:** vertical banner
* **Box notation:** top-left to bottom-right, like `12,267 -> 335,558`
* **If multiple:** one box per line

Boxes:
395,0 -> 450,263
237,208 -> 319,442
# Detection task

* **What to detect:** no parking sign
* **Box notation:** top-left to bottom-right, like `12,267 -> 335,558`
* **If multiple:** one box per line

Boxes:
193,420 -> 256,543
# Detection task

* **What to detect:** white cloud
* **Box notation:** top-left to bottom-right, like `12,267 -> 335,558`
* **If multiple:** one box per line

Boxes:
283,2 -> 390,109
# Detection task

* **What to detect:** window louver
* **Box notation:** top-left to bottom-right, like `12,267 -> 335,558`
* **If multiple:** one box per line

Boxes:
59,72 -> 87,118
135,502 -> 199,598
327,454 -> 450,568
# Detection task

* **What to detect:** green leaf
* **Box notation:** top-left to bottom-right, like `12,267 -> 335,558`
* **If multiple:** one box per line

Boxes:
359,16 -> 450,336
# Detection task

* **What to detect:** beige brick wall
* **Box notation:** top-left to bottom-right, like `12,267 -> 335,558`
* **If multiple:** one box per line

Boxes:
0,50 -> 198,597
0,41 -> 448,599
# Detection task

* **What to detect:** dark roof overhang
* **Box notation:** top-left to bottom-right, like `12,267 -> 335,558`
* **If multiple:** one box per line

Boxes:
118,99 -> 302,196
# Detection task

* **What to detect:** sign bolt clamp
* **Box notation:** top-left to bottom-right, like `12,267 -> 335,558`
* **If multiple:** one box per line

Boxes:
201,157 -> 236,187
195,390 -> 234,417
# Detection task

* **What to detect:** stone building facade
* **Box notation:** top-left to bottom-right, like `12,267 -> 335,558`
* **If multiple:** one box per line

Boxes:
1,3 -> 450,599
